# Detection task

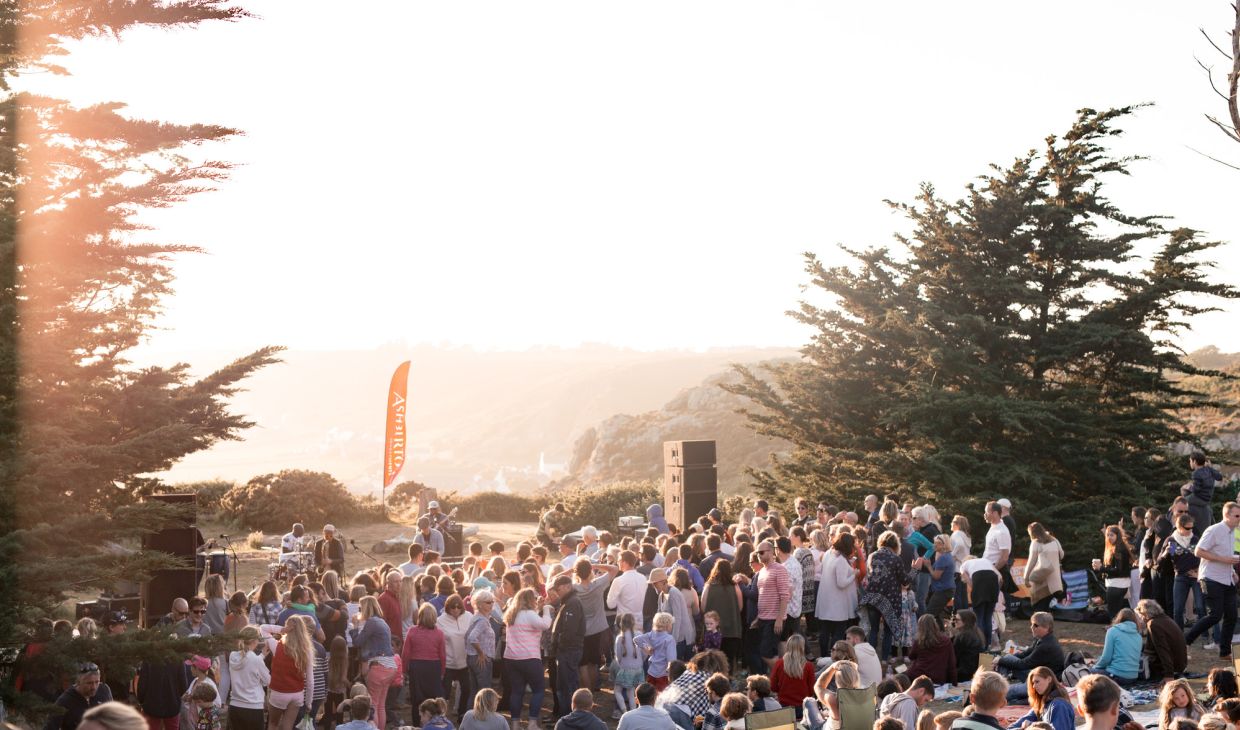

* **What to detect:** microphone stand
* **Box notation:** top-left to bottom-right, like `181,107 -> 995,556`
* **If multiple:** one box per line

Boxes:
350,539 -> 381,566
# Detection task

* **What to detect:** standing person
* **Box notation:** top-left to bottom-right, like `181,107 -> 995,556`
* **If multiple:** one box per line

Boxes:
267,615 -> 314,730
816,532 -> 860,651
949,516 -> 972,611
377,571 -> 404,649
607,551 -> 647,629
1160,513 -> 1202,630
925,535 -> 957,620
203,575 -> 228,635
1151,499 -> 1188,614
648,569 -> 694,661
612,613 -> 645,719
997,500 -> 1018,553
1022,523 -> 1064,613
860,531 -> 904,661
504,588 -> 554,730
776,537 -> 804,639
633,613 -> 678,692
439,594 -> 474,721
574,558 -> 617,694
981,501 -> 1015,613
752,539 -> 791,670
231,624 -> 275,728
349,596 -> 398,730
314,524 -> 346,576
402,603 -> 446,718
43,664 -> 113,730
136,658 -> 188,730
1184,502 -> 1240,660
174,597 -> 215,638
701,560 -> 743,671
464,590 -> 497,692
1183,452 -> 1224,539
250,581 -> 283,626
549,574 -> 586,721
959,556 -> 1000,651
1092,526 -> 1134,619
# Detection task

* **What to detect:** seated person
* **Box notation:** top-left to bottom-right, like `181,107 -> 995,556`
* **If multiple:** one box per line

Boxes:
1092,609 -> 1143,686
906,615 -> 957,685
950,671 -> 1007,730
996,612 -> 1065,685
1137,600 -> 1187,681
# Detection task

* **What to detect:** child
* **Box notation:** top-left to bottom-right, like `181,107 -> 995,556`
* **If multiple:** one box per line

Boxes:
418,698 -> 453,730
702,611 -> 723,651
191,683 -> 221,730
1161,679 -> 1206,729
951,671 -> 1007,730
612,613 -> 645,719
720,692 -> 753,730
336,695 -> 374,730
182,655 -> 219,728
633,612 -> 677,691
896,581 -> 918,659
746,675 -> 781,712
1206,668 -> 1239,709
324,636 -> 350,730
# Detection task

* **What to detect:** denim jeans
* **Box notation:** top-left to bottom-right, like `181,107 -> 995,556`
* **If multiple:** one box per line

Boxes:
914,572 -> 931,615
1173,574 -> 1203,627
973,601 -> 996,651
802,698 -> 826,730
468,653 -> 492,691
1185,578 -> 1237,656
506,657 -> 546,722
666,705 -> 694,730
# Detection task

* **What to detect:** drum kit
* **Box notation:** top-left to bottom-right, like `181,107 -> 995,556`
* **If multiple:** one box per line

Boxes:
268,551 -> 314,582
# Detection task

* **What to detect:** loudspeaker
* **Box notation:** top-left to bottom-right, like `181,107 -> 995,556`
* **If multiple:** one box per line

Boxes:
76,600 -> 106,620
663,440 -> 716,467
142,494 -> 199,627
443,524 -> 464,560
663,465 -> 718,531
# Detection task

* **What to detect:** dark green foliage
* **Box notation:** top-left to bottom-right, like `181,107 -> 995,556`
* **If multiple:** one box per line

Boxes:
219,470 -> 383,531
435,481 -> 661,529
726,108 -> 1238,565
161,480 -> 235,515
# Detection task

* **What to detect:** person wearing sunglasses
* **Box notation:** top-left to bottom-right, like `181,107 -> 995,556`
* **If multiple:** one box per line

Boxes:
45,663 -> 113,730
173,597 -> 214,638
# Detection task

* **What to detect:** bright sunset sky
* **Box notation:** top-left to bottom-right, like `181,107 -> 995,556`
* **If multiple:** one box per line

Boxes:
24,1 -> 1240,356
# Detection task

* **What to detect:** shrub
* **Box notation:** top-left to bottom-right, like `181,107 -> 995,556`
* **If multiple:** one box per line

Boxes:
550,480 -> 660,532
388,480 -> 432,510
220,470 -> 377,531
434,492 -> 541,522
246,531 -> 265,550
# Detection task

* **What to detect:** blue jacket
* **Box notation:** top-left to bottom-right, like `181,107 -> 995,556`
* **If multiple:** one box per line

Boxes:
1010,697 -> 1074,730
1093,621 -> 1142,679
350,616 -> 394,661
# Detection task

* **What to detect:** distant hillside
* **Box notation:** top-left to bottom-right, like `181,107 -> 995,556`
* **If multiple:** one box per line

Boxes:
1182,347 -> 1240,451
158,344 -> 798,493
561,365 -> 794,495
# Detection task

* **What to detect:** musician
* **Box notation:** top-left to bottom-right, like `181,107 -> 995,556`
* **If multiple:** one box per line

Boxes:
420,500 -> 451,531
314,523 -> 346,575
281,523 -> 307,553
414,517 -> 445,554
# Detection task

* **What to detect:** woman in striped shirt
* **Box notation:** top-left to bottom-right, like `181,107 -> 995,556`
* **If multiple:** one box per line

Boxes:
503,588 -> 553,730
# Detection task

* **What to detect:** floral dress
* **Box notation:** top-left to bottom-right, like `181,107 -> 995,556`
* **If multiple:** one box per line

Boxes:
895,588 -> 918,649
859,547 -> 904,640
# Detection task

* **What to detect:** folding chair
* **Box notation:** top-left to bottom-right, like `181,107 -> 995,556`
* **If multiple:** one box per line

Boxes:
745,706 -> 796,730
837,684 -> 878,730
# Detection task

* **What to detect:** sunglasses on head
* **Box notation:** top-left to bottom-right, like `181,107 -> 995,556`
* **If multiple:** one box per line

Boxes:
191,609 -> 207,615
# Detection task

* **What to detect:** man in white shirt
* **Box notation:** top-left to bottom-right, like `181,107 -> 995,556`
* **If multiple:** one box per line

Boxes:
1184,501 -> 1240,659
776,537 -> 803,637
398,543 -> 424,577
606,550 -> 646,627
281,523 -> 306,553
982,502 -> 1010,570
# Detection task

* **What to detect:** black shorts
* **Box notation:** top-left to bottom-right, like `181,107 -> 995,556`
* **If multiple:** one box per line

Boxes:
757,619 -> 780,658
581,629 -> 609,665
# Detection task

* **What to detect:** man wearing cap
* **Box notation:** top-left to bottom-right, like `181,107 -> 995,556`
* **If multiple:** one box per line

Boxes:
281,523 -> 307,553
44,663 -> 113,730
550,574 -> 586,719
413,516 -> 445,554
421,500 -> 450,531
314,524 -> 346,576
538,502 -> 568,550
648,568 -> 696,661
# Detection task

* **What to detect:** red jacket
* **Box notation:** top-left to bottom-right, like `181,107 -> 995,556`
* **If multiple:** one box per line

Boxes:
770,658 -> 816,708
401,626 -> 446,675
906,637 -> 957,685
378,590 -> 402,645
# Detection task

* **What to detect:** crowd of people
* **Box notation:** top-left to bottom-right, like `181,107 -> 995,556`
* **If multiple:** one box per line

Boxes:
14,452 -> 1240,730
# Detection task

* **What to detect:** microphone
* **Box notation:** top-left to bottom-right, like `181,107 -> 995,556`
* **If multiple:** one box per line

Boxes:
350,539 -> 358,548
218,534 -> 230,539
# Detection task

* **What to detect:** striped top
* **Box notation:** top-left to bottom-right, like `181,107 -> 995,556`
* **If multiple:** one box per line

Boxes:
503,607 -> 553,661
756,561 -> 791,620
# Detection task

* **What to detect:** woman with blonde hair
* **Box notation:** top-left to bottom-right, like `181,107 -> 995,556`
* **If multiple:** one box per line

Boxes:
1024,522 -> 1064,612
398,575 -> 418,635
771,633 -> 815,715
504,587 -> 553,730
949,515 -> 972,610
75,617 -> 98,639
460,687 -> 506,730
925,534 -> 956,620
806,659 -> 861,730
1160,678 -> 1206,729
349,595 -> 397,730
203,574 -> 228,634
228,625 -> 270,730
267,614 -> 313,730
402,603 -> 446,714
80,701 -> 147,730
322,570 -> 343,601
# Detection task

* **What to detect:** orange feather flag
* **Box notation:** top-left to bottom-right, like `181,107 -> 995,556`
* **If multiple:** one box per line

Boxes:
383,361 -> 411,489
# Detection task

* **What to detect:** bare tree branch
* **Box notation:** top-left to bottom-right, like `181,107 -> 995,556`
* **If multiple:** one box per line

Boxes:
1196,56 -> 1232,100
1188,144 -> 1240,170
1200,27 -> 1234,59
1205,113 -> 1240,142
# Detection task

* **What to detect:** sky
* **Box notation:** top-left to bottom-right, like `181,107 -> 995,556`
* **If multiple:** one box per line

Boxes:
22,1 -> 1240,356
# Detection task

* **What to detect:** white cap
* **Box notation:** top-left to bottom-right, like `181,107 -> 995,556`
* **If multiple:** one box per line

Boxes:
996,498 -> 1012,509
323,524 -> 336,533
428,500 -> 440,509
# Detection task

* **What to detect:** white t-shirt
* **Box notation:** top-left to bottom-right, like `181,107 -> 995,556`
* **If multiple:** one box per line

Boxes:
983,522 -> 1011,567
281,532 -> 305,552
398,561 -> 424,577
1197,521 -> 1238,585
960,557 -> 998,580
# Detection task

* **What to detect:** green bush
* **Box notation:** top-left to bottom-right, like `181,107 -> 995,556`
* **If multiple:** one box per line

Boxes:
435,491 -> 542,522
551,480 -> 660,532
219,470 -> 380,531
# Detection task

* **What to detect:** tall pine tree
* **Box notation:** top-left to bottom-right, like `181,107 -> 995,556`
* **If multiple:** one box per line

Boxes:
0,0 -> 277,652
726,108 -> 1237,562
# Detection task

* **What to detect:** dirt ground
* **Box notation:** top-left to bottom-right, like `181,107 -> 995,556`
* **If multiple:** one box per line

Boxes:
162,519 -> 1240,727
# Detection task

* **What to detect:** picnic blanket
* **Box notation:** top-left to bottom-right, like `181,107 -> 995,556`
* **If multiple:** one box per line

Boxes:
996,706 -> 1031,725
1052,569 -> 1090,610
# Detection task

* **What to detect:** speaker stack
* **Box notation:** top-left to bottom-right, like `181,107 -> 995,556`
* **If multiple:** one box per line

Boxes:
663,440 -> 717,531
141,493 -> 200,627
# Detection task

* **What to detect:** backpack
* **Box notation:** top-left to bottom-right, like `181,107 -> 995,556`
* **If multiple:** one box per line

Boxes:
1060,651 -> 1090,687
